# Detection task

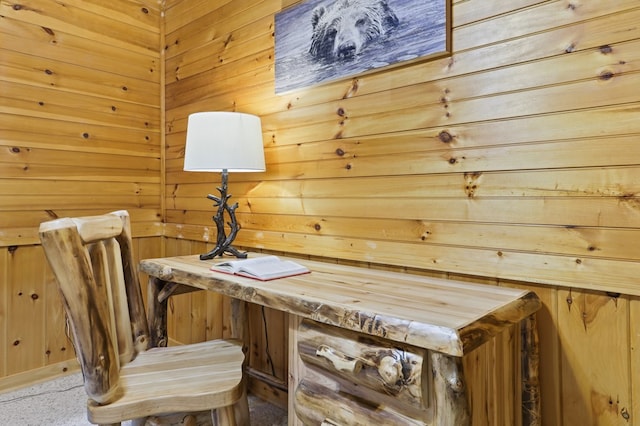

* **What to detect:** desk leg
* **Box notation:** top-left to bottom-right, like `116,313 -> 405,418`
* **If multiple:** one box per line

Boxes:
147,276 -> 169,348
521,314 -> 541,426
431,352 -> 470,426
230,298 -> 248,342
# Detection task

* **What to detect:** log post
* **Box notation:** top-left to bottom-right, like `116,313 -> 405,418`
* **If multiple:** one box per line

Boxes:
521,314 -> 541,426
431,352 -> 470,426
147,276 -> 169,348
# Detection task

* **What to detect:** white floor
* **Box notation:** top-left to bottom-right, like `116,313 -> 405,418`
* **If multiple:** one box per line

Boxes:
0,373 -> 287,425
0,373 -> 90,426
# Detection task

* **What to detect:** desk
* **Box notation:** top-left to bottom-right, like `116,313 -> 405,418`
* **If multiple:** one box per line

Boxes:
140,254 -> 541,426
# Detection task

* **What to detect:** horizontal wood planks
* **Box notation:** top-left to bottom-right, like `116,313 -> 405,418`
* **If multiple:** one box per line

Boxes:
164,0 -> 640,295
0,0 -> 163,246
163,0 -> 640,424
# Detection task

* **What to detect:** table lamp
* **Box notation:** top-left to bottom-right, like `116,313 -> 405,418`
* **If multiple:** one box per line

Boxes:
184,111 -> 265,260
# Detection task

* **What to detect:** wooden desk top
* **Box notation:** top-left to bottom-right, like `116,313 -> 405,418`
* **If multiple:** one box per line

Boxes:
139,254 -> 540,357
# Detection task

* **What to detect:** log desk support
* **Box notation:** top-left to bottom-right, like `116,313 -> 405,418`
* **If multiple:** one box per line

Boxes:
139,254 -> 542,426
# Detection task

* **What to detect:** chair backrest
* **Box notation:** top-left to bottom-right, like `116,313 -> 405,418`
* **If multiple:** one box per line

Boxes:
39,210 -> 149,404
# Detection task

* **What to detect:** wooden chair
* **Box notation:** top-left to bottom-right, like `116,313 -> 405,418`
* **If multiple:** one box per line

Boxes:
39,210 -> 249,426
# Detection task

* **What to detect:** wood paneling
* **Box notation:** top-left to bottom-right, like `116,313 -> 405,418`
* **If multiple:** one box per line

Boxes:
164,0 -> 640,294
558,289 -> 631,424
0,236 -> 162,391
0,0 -> 162,234
0,0 -> 162,389
163,0 -> 640,424
2,1 -> 639,424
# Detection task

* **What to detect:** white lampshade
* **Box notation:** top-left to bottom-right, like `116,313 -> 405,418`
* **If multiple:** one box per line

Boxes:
183,112 -> 266,172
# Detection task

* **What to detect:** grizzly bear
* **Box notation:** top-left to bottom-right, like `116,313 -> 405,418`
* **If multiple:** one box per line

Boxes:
309,0 -> 399,61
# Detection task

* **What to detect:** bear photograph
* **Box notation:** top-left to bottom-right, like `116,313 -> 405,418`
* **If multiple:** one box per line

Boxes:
275,0 -> 449,94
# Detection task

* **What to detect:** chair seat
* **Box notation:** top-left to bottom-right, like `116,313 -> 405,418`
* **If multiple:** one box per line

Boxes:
88,339 -> 245,424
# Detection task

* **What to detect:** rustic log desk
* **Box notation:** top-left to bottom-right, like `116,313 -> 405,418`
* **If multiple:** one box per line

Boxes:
139,254 -> 542,426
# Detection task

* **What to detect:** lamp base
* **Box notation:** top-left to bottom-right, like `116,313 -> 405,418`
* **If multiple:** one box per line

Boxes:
199,245 -> 247,260
199,170 -> 247,260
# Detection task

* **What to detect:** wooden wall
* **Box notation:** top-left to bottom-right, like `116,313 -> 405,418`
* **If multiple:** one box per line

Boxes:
163,0 -> 640,425
0,0 -> 163,388
1,0 -> 640,424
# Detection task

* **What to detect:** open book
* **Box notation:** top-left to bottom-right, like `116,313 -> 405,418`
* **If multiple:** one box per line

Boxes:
210,255 -> 310,281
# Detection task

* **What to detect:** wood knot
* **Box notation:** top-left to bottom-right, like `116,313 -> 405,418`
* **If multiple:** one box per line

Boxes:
13,4 -> 22,10
599,45 -> 613,54
141,7 -> 149,13
621,408 -> 630,420
31,293 -> 39,300
599,70 -> 614,80
343,79 -> 359,98
438,131 -> 453,143
335,148 -> 345,156
11,147 -> 20,153
336,107 -> 345,117
314,223 -> 321,231
160,266 -> 174,280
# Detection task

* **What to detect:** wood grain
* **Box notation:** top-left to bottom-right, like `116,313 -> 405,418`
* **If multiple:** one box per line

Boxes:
140,254 -> 541,357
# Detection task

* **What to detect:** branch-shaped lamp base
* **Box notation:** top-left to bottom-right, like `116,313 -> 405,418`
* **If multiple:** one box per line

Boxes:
199,170 -> 247,260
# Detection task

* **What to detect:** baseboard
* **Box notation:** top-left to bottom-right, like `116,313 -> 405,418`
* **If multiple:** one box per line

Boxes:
0,360 -> 81,395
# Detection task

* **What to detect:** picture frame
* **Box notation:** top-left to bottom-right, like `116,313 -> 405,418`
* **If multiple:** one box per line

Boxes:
274,0 -> 451,94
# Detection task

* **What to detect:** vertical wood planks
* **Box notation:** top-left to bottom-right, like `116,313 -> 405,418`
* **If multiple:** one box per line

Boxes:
5,246 -> 46,375
558,289 -> 631,425
0,247 -> 7,377
0,236 -> 163,388
630,297 -> 640,425
43,262 -> 71,367
164,238 -> 194,345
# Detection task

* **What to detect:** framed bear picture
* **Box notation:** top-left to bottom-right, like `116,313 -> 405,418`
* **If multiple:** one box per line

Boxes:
274,0 -> 451,94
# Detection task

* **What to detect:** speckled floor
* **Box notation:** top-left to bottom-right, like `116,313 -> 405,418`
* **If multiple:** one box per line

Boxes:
0,372 -> 287,425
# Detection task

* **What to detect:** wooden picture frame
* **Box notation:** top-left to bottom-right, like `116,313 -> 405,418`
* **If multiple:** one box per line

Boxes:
274,0 -> 452,94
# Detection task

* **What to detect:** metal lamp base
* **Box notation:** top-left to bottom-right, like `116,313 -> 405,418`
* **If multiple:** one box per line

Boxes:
199,170 -> 247,260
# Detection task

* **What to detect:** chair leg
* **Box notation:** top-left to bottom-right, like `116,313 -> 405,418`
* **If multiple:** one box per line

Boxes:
211,406 -> 235,426
232,387 -> 250,426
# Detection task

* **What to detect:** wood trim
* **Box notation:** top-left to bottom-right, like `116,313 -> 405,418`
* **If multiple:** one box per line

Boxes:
0,360 -> 80,395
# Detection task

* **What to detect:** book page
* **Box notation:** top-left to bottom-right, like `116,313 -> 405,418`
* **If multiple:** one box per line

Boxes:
211,255 -> 309,280
238,259 -> 309,280
213,255 -> 281,273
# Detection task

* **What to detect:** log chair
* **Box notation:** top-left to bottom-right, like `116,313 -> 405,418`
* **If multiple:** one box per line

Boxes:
39,210 -> 249,426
